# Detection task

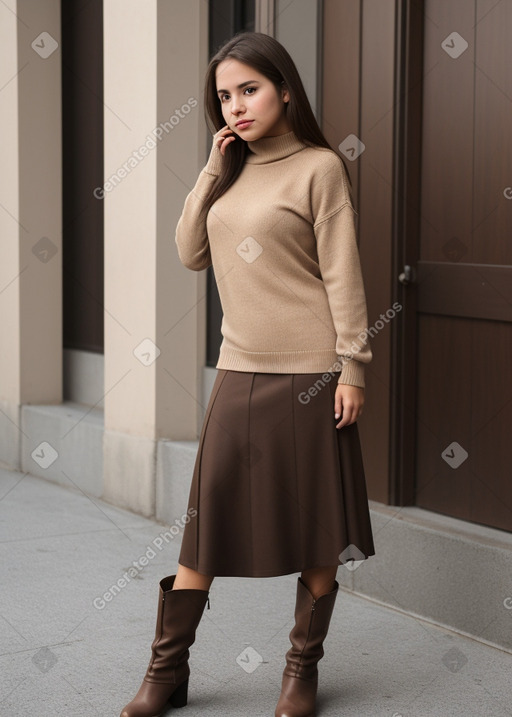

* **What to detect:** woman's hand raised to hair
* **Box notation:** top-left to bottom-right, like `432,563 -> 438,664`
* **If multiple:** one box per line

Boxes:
213,125 -> 237,155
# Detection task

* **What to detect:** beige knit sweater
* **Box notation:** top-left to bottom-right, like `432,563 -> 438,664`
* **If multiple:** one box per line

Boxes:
175,130 -> 372,388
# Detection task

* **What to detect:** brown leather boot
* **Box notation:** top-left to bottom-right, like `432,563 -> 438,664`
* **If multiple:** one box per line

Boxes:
275,577 -> 339,717
120,575 -> 210,717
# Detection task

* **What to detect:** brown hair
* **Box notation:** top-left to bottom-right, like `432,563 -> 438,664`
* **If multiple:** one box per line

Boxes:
200,31 -> 353,221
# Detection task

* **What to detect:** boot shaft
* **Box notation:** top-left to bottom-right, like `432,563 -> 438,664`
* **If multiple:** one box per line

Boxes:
285,577 -> 339,679
145,575 -> 210,683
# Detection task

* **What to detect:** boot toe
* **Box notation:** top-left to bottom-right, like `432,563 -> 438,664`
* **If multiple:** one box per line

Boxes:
119,679 -> 174,717
275,675 -> 318,717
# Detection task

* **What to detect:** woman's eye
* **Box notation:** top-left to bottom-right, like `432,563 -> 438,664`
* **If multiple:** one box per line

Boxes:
220,87 -> 256,102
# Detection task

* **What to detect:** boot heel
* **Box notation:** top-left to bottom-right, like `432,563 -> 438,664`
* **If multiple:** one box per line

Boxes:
169,678 -> 188,708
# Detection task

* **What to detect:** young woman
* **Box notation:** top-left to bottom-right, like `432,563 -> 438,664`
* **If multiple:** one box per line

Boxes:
120,31 -> 375,717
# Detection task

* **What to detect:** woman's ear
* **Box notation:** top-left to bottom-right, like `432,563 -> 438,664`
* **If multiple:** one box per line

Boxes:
281,84 -> 290,104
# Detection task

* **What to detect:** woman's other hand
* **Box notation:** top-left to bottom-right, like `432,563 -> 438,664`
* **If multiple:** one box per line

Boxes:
334,384 -> 364,428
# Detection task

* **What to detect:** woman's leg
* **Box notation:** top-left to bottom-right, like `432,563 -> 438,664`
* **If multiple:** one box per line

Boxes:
173,563 -> 214,591
300,565 -> 338,599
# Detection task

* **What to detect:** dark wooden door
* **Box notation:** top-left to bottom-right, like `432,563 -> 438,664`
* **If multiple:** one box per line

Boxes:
413,0 -> 512,531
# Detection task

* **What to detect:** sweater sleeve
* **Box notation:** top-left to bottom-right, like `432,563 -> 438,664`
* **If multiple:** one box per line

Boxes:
174,140 -> 224,271
312,154 -> 372,388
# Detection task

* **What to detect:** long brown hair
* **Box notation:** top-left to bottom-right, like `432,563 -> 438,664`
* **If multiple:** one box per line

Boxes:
200,31 -> 353,221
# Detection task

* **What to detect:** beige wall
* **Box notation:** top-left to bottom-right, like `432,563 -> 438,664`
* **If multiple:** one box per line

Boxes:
0,0 -> 62,466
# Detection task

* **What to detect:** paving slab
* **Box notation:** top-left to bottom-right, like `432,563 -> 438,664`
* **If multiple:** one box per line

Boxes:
0,467 -> 511,716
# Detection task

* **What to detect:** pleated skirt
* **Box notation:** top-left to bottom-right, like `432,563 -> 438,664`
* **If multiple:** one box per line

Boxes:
178,369 -> 376,578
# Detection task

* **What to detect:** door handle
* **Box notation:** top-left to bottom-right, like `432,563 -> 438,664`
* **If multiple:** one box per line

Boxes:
398,264 -> 416,285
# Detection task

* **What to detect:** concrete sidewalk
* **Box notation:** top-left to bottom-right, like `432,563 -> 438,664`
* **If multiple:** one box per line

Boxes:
0,466 -> 511,717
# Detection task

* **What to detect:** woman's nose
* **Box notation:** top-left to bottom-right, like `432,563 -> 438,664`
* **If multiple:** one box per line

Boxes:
230,96 -> 244,114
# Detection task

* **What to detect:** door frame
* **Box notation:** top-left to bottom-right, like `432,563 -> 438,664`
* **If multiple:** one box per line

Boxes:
389,0 -> 425,505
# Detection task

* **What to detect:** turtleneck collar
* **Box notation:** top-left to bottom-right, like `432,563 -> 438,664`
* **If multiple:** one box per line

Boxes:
245,129 -> 309,165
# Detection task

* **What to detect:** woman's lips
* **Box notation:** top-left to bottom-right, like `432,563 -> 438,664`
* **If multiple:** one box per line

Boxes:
236,120 -> 254,130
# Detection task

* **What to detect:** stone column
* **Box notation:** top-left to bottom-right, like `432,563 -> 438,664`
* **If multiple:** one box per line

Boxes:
102,0 -> 209,516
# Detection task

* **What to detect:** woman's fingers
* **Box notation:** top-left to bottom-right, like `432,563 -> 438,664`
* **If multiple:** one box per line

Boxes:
219,135 -> 235,156
335,404 -> 357,429
334,391 -> 343,420
213,125 -> 236,156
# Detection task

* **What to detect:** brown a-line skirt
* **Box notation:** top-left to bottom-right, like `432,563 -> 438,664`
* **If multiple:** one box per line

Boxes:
178,369 -> 375,578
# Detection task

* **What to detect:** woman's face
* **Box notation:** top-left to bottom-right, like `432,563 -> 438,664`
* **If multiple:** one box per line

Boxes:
215,58 -> 291,140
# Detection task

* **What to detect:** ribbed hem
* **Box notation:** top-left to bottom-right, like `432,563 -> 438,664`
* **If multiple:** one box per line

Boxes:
216,345 -> 365,387
337,358 -> 365,389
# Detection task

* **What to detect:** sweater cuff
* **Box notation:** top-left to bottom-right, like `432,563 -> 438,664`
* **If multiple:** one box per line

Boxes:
337,359 -> 365,389
204,141 -> 223,176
